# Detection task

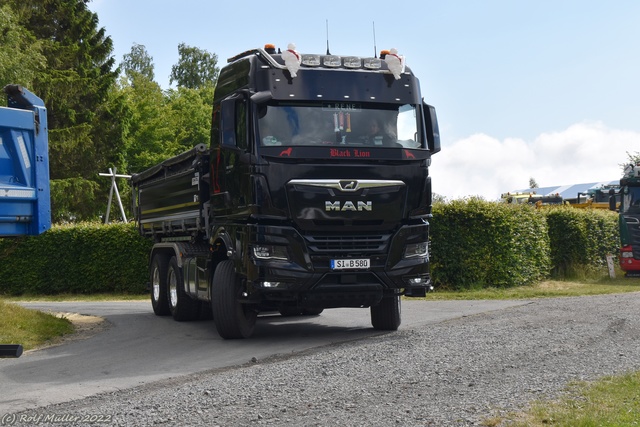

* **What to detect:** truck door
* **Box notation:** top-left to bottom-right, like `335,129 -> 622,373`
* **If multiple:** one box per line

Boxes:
214,97 -> 252,217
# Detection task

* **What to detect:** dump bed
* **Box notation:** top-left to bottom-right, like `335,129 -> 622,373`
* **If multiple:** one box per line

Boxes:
0,85 -> 50,236
131,144 -> 210,240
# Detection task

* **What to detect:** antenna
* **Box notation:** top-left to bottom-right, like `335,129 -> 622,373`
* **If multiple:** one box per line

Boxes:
372,22 -> 377,58
326,19 -> 331,55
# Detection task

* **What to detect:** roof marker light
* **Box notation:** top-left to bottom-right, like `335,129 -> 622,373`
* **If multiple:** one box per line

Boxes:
343,56 -> 361,68
302,55 -> 321,66
363,58 -> 382,69
323,55 -> 341,67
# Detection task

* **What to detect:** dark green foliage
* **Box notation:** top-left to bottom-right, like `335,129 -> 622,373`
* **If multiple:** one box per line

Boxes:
0,223 -> 152,295
4,0 -> 126,222
544,207 -> 619,277
0,5 -> 46,93
430,198 -> 550,290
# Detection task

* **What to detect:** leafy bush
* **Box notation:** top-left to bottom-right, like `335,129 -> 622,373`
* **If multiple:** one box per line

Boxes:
430,198 -> 550,290
0,222 -> 152,295
544,207 -> 619,277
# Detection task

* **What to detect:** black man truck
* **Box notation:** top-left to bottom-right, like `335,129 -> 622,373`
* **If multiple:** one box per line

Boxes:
618,163 -> 640,276
131,44 -> 441,339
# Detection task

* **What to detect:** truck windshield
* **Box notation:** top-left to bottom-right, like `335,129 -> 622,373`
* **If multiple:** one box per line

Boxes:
622,186 -> 640,213
258,102 -> 423,149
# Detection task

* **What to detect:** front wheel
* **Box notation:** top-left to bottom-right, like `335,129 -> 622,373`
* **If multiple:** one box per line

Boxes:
370,294 -> 401,330
211,260 -> 257,339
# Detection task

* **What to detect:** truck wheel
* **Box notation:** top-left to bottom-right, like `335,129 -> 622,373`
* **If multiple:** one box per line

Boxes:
167,256 -> 200,321
370,294 -> 401,330
302,308 -> 324,316
150,255 -> 170,316
211,260 -> 257,339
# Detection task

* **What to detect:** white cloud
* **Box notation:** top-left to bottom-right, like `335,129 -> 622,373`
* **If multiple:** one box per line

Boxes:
431,121 -> 640,201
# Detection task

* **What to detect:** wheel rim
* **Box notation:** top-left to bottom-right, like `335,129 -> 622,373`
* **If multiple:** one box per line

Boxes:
168,269 -> 178,308
152,267 -> 160,302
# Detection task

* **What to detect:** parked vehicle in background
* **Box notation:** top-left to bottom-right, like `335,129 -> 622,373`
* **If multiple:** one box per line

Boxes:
618,163 -> 640,276
0,85 -> 50,237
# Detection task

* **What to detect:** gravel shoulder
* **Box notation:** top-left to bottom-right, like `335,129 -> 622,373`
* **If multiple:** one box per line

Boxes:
10,292 -> 640,426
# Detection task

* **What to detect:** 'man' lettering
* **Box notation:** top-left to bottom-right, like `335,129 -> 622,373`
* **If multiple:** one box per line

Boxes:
325,201 -> 372,212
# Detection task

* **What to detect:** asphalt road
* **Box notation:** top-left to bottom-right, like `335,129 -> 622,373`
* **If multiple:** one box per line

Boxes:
0,299 -> 529,414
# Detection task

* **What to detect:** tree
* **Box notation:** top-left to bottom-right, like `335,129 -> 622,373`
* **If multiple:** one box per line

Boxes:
0,5 -> 46,94
529,177 -> 539,189
5,0 -> 125,221
169,43 -> 219,89
121,43 -> 155,81
119,72 -> 175,173
120,76 -> 214,174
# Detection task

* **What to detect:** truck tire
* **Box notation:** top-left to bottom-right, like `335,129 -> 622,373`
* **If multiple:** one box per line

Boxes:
150,255 -> 170,316
211,260 -> 257,339
370,294 -> 401,330
167,256 -> 200,321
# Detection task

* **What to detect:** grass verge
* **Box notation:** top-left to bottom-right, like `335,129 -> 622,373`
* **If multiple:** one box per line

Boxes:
0,300 -> 74,351
490,372 -> 640,427
2,293 -> 147,302
425,276 -> 640,300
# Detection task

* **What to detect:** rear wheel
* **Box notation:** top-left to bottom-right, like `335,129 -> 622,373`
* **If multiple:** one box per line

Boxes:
150,255 -> 170,316
370,293 -> 401,330
211,260 -> 257,339
167,256 -> 200,321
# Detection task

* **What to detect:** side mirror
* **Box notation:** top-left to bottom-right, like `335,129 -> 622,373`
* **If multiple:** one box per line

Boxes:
250,91 -> 273,104
424,102 -> 441,154
609,189 -> 617,211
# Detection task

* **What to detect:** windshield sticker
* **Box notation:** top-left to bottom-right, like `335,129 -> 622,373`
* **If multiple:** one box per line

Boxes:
322,103 -> 361,112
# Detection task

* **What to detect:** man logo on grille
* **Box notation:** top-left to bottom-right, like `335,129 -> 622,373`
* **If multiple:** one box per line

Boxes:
325,201 -> 372,212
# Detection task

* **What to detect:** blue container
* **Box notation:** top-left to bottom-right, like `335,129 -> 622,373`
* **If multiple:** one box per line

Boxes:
0,85 -> 50,236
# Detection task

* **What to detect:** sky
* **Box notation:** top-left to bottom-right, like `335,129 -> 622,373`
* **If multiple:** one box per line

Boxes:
89,0 -> 640,201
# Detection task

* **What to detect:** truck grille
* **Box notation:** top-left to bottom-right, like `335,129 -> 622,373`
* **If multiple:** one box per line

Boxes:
304,233 -> 390,255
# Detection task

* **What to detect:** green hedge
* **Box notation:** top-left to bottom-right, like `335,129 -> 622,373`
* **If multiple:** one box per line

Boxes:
544,207 -> 619,276
431,200 -> 619,290
430,199 -> 551,289
0,222 -> 152,295
0,203 -> 622,295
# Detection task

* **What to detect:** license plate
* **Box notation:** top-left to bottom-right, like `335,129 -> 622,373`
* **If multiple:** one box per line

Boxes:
330,258 -> 370,270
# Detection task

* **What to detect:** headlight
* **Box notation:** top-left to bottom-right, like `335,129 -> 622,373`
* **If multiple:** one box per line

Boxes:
404,242 -> 429,259
253,245 -> 289,260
